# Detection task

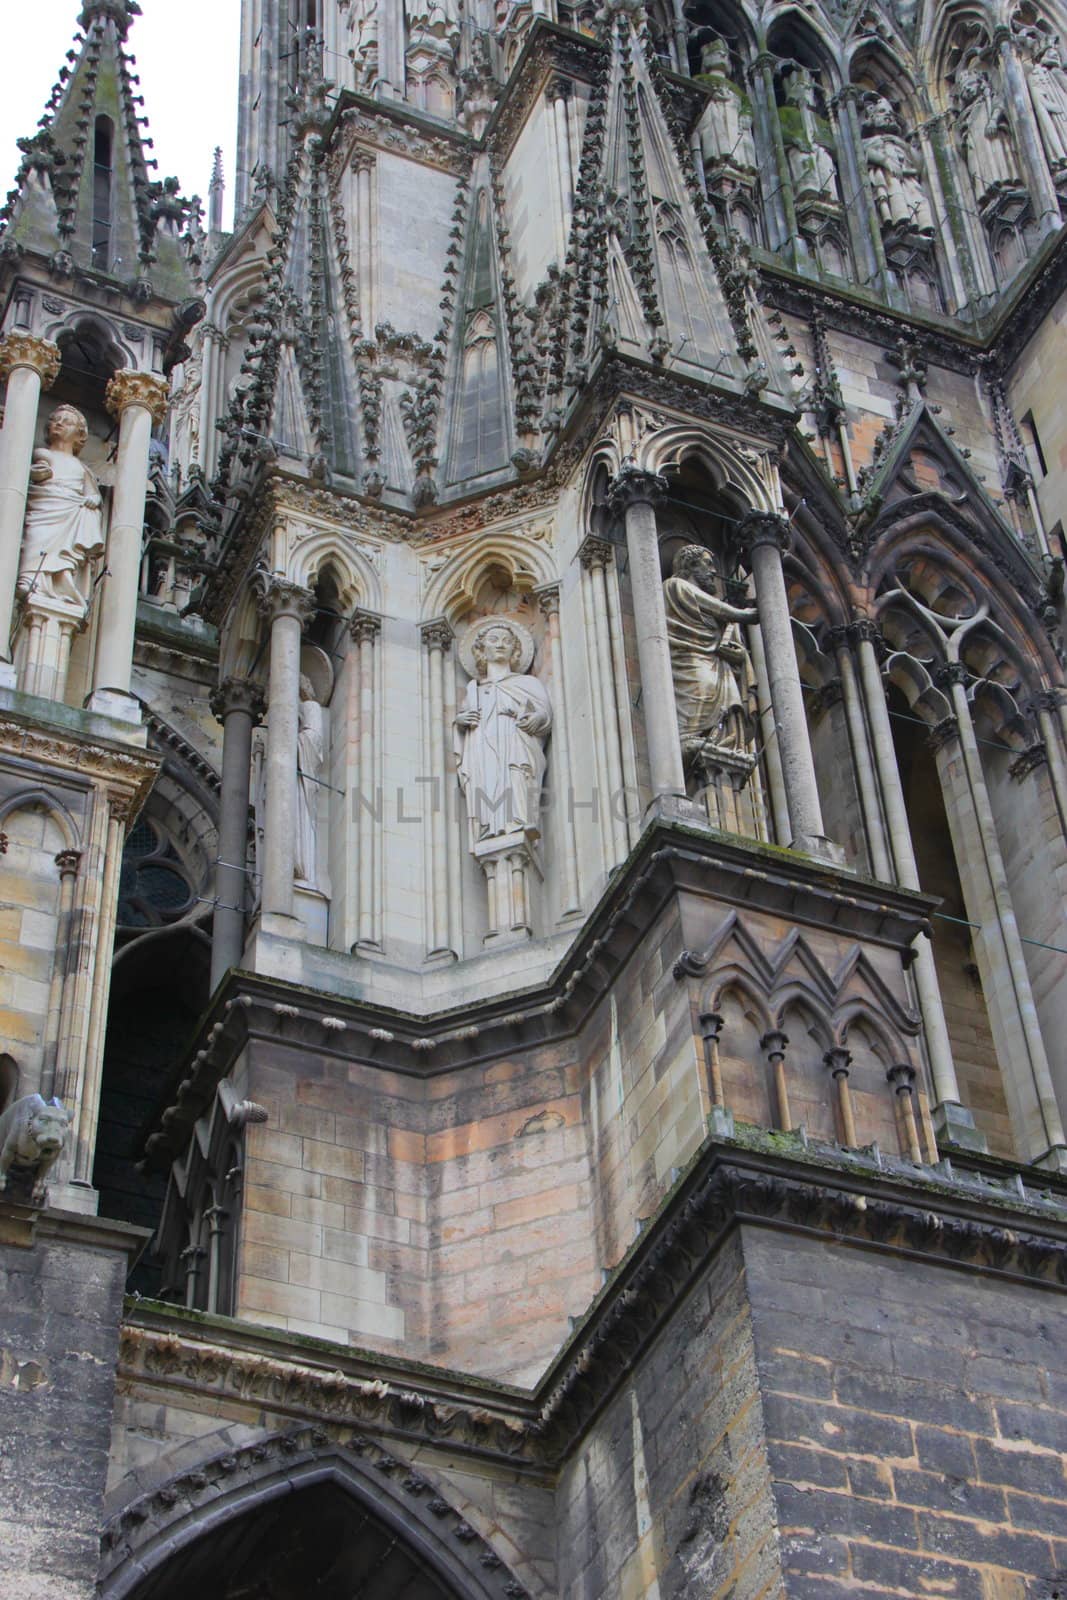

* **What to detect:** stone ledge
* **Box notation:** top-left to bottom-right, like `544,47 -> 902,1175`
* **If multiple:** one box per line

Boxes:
120,1135 -> 1067,1471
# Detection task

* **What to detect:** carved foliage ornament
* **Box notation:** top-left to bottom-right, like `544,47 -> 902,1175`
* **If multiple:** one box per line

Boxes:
0,333 -> 61,387
105,369 -> 170,427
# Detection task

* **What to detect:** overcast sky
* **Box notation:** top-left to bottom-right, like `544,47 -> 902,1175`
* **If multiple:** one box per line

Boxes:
3,1 -> 241,229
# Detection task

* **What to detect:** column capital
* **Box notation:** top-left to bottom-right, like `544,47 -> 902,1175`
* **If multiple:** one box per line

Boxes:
535,584 -> 561,619
699,1010 -> 724,1041
547,75 -> 574,103
1009,741 -> 1048,781
210,675 -> 267,724
886,1062 -> 917,1094
736,510 -> 791,554
761,1029 -> 789,1057
349,608 -> 382,644
824,1046 -> 852,1080
252,571 -> 315,626
577,535 -> 615,572
421,618 -> 453,653
935,661 -> 968,689
55,849 -> 82,878
927,715 -> 960,753
105,368 -> 169,427
607,462 -> 668,514
846,617 -> 884,650
0,333 -> 61,388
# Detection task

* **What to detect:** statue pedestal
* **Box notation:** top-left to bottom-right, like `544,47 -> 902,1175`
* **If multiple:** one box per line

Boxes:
293,883 -> 330,946
689,743 -> 768,841
14,592 -> 83,702
474,831 -> 542,946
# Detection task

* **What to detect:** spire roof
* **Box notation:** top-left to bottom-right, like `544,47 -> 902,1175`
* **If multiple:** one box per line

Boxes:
0,0 -> 195,302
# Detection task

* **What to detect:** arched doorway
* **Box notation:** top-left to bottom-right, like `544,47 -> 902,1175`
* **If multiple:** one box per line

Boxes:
100,1433 -> 530,1600
124,1480 -> 463,1599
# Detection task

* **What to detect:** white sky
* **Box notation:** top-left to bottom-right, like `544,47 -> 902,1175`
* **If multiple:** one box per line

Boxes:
3,0 -> 241,230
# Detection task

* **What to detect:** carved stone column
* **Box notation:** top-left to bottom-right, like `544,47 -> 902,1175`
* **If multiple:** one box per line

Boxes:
761,1028 -> 792,1130
546,78 -> 574,259
935,666 -> 1067,1167
90,370 -> 169,717
422,620 -> 456,961
824,1046 -> 857,1147
256,575 -> 315,924
607,465 -> 686,807
887,1062 -> 923,1164
210,676 -> 266,990
850,621 -> 972,1144
738,511 -> 836,859
0,333 -> 61,683
349,611 -> 382,952
578,536 -> 634,868
827,625 -> 892,881
537,585 -> 581,917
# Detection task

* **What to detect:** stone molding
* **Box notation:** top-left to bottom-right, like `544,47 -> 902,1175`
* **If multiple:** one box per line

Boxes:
105,369 -> 169,426
0,332 -> 61,387
0,712 -> 159,817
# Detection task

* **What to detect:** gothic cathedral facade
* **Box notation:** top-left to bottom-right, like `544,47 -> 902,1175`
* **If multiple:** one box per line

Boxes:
2,0 -> 1067,1593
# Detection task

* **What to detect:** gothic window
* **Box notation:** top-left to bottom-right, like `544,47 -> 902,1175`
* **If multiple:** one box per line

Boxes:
117,819 -> 196,929
92,116 -> 114,271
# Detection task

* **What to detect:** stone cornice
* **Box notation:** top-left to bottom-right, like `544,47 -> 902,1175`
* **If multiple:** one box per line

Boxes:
143,819 -> 937,1163
116,1136 -> 1067,1476
0,705 -> 159,815
0,1198 -> 149,1263
485,20 -> 605,166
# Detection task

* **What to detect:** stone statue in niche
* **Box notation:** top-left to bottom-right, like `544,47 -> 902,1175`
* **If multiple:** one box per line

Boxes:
18,405 -> 104,613
953,57 -> 1020,201
696,36 -> 757,172
1015,25 -> 1067,173
780,65 -> 839,202
665,545 -> 757,758
664,545 -> 767,840
295,675 -> 326,885
861,95 -> 935,238
454,619 -> 552,848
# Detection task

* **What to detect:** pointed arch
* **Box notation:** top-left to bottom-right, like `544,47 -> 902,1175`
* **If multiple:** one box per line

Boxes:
637,422 -> 779,512
286,531 -> 382,611
99,1427 -> 529,1600
421,530 -> 557,627
0,789 -> 81,853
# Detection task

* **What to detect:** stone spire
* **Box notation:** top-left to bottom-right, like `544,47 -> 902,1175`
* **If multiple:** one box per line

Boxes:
0,0 -> 194,300
208,146 -> 225,240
